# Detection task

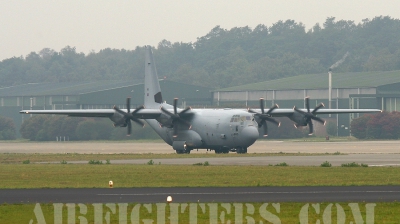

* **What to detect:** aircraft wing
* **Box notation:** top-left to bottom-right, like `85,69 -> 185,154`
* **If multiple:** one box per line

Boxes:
19,109 -> 162,119
249,108 -> 381,117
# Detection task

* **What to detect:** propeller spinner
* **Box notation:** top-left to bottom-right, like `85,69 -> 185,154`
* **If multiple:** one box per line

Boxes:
160,98 -> 192,137
113,97 -> 145,136
293,97 -> 326,135
248,98 -> 280,137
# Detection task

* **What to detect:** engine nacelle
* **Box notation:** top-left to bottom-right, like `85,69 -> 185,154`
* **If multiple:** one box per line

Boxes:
172,130 -> 203,149
157,113 -> 174,128
109,112 -> 127,127
288,111 -> 308,126
172,141 -> 187,151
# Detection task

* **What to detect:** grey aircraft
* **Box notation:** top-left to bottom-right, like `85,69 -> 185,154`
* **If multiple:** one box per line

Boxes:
20,46 -> 381,154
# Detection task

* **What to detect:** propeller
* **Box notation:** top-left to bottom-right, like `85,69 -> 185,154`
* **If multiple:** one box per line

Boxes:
293,97 -> 326,135
113,97 -> 145,136
248,98 -> 280,137
160,98 -> 192,137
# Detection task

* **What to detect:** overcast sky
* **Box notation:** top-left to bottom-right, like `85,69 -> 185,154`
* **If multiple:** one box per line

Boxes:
1,0 -> 399,60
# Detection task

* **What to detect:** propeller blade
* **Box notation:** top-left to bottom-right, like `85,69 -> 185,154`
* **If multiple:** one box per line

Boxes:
113,105 -> 125,115
127,120 -> 132,136
293,106 -> 306,115
179,107 -> 192,115
173,125 -> 178,138
132,118 -> 145,127
266,104 -> 279,114
178,118 -> 191,128
248,108 -> 257,113
113,98 -> 145,135
263,121 -> 268,137
266,117 -> 280,126
251,98 -> 280,136
308,120 -> 314,135
257,121 -> 263,128
161,98 -> 193,138
312,103 -> 325,114
293,97 -> 327,135
312,116 -> 325,125
160,106 -> 175,117
131,105 -> 144,115
126,97 -> 131,113
173,98 -> 178,114
259,98 -> 265,114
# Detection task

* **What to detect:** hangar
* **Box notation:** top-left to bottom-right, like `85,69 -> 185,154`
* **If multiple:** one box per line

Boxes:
2,70 -> 400,137
213,70 -> 400,136
0,79 -> 213,136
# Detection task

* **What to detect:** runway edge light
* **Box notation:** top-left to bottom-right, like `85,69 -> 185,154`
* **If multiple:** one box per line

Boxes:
109,180 -> 113,188
167,196 -> 172,203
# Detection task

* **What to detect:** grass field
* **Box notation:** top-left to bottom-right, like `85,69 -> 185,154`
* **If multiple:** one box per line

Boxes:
1,164 -> 399,188
1,202 -> 399,223
0,152 -> 343,164
1,139 -> 399,223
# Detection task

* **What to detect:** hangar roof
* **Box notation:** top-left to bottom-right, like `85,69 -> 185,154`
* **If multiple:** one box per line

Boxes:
0,79 -> 213,101
217,70 -> 400,91
0,80 -> 142,96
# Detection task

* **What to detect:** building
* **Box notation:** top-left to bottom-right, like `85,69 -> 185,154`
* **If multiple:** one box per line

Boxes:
2,70 -> 399,137
213,70 -> 400,136
0,79 -> 213,137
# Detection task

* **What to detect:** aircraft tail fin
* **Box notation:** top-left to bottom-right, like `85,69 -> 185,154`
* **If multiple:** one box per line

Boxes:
144,46 -> 163,109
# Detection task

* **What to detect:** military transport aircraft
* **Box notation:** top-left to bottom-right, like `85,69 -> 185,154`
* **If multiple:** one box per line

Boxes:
20,46 -> 381,154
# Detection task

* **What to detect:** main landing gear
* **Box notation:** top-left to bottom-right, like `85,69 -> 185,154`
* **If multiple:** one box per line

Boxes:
176,148 -> 191,154
213,147 -> 247,154
236,147 -> 247,154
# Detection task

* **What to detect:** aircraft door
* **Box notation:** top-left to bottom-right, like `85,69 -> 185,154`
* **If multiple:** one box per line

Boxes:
204,118 -> 219,146
230,116 -> 245,145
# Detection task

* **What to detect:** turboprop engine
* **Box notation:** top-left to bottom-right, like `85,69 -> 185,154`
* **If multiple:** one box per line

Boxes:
288,97 -> 326,135
110,98 -> 145,135
159,98 -> 192,137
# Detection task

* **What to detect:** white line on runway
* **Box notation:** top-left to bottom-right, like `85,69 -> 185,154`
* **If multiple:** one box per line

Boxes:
368,164 -> 400,166
98,191 -> 400,196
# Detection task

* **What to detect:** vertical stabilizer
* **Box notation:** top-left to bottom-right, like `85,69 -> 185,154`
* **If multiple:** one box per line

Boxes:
144,46 -> 163,108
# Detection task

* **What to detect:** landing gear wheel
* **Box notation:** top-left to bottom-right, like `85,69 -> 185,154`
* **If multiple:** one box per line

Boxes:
237,147 -> 248,154
176,148 -> 191,154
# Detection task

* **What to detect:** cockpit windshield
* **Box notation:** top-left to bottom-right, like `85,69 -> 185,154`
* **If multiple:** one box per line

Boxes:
230,115 -> 253,122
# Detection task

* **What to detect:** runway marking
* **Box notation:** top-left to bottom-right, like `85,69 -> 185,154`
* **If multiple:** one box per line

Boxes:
98,190 -> 400,196
368,164 -> 400,167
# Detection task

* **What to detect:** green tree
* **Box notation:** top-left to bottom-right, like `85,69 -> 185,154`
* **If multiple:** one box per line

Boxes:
2,16 -> 400,88
326,121 -> 337,136
351,112 -> 400,139
0,116 -> 16,140
75,118 -> 112,140
351,115 -> 371,139
20,115 -> 48,140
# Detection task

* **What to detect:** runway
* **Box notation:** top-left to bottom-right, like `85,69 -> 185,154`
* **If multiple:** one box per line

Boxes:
1,141 -> 399,205
1,186 -> 399,204
56,153 -> 400,166
1,140 -> 399,154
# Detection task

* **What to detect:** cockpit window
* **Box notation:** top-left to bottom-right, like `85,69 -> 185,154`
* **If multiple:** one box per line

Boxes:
230,115 -> 252,122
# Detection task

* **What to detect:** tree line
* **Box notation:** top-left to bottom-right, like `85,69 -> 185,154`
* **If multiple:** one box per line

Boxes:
1,16 -> 400,88
19,115 -> 159,141
351,111 -> 400,139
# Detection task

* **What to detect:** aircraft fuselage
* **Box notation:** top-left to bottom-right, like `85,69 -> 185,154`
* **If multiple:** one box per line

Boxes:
146,108 -> 259,153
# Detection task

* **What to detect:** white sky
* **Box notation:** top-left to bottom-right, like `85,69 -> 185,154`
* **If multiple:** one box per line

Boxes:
1,0 -> 399,60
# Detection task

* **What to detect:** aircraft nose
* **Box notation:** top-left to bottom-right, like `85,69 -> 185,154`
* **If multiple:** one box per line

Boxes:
241,126 -> 259,146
